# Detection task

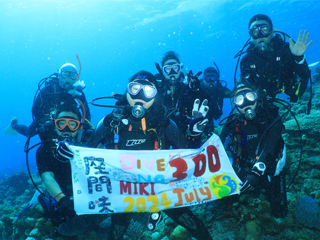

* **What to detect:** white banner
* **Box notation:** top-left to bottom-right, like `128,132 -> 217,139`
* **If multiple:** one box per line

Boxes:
70,134 -> 242,215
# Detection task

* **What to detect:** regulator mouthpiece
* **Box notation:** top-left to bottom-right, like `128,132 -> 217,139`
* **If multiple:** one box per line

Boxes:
170,76 -> 177,86
258,42 -> 269,54
245,109 -> 256,120
62,134 -> 72,142
132,104 -> 145,118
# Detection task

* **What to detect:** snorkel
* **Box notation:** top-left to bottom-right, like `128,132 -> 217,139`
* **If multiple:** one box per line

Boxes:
67,53 -> 85,97
75,52 -> 81,81
76,98 -> 86,143
73,53 -> 86,143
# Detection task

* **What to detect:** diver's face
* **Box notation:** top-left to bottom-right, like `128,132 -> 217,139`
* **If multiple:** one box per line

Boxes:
249,20 -> 273,47
203,73 -> 218,89
237,102 -> 257,115
203,80 -> 218,90
234,88 -> 258,115
162,59 -> 181,81
127,93 -> 155,109
59,72 -> 77,91
126,79 -> 157,109
55,111 -> 80,140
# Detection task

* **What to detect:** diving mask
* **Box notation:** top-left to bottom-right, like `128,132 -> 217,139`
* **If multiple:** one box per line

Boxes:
127,82 -> 157,99
249,24 -> 272,39
60,71 -> 78,80
233,91 -> 258,107
162,63 -> 182,75
204,73 -> 218,83
55,118 -> 80,132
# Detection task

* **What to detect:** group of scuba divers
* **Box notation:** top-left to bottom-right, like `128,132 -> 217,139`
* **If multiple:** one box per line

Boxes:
7,14 -> 314,239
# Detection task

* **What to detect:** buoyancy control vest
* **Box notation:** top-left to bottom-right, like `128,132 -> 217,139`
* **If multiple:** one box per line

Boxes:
229,118 -> 260,173
226,108 -> 284,176
95,104 -> 177,150
242,34 -> 304,100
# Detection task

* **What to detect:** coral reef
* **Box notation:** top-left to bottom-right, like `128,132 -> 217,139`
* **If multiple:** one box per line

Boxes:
169,226 -> 190,240
295,196 -> 320,230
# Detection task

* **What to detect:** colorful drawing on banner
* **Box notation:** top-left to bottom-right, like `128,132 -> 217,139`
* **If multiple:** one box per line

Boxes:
209,174 -> 239,199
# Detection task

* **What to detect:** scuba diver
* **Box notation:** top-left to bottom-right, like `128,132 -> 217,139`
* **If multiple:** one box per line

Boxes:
155,51 -> 210,148
200,64 -> 232,137
219,78 -> 288,219
154,51 -> 186,111
36,102 -> 95,237
238,14 -> 312,103
6,60 -> 91,141
88,70 -> 213,240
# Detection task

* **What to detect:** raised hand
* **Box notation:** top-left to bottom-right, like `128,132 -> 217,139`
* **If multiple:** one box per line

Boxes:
188,99 -> 209,136
187,70 -> 202,90
55,141 -> 74,163
290,30 -> 313,57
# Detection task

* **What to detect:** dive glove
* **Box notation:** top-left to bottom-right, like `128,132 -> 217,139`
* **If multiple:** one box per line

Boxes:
68,80 -> 85,97
187,70 -> 202,91
55,141 -> 74,163
58,196 -> 76,219
240,162 -> 266,193
188,99 -> 209,136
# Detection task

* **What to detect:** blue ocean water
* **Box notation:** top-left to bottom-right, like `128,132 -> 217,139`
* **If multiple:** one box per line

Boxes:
0,0 -> 319,179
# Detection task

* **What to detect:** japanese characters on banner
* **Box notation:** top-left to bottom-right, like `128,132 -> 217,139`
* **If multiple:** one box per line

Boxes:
69,134 -> 242,215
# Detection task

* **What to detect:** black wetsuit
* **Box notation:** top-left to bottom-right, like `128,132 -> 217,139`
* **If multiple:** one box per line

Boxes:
37,141 -> 73,194
240,34 -> 310,102
14,76 -> 91,140
94,103 -> 212,240
160,81 -> 185,111
200,81 -> 231,137
36,129 -> 95,196
36,130 -> 94,228
157,76 -> 210,148
36,139 -> 74,225
220,106 -> 288,218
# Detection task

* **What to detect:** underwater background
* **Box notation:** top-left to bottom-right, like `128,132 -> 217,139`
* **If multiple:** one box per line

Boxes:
1,0 -> 320,239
